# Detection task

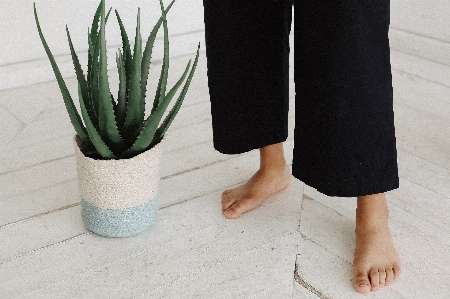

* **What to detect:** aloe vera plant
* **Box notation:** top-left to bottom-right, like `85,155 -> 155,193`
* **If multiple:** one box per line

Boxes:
34,0 -> 200,159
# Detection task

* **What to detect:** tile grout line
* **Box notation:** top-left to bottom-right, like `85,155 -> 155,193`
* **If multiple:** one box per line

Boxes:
132,230 -> 300,299
247,278 -> 293,299
0,233 -> 89,265
293,261 -> 329,299
392,66 -> 450,89
1,194 -> 294,269
0,202 -> 80,230
0,101 -> 26,127
0,154 -> 76,176
12,224 -> 218,299
389,199 -> 450,233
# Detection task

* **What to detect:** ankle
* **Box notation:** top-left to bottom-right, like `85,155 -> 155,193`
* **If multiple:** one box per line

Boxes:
259,142 -> 287,171
356,193 -> 390,228
259,163 -> 287,174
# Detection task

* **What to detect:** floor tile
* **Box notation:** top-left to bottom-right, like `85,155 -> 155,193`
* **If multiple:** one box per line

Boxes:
0,84 -> 52,124
0,105 -> 23,147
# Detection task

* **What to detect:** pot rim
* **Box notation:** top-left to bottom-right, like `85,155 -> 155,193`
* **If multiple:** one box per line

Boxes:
73,134 -> 163,162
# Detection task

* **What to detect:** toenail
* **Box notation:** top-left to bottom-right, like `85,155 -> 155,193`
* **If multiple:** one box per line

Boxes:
358,281 -> 368,287
225,209 -> 233,215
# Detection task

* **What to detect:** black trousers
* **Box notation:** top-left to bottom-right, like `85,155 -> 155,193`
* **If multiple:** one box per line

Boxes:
202,0 -> 399,197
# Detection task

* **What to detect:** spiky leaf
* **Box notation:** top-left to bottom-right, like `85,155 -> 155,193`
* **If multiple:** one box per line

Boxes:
153,0 -> 170,116
66,25 -> 98,131
115,9 -> 133,87
88,4 -> 112,124
98,0 -> 124,147
116,49 -> 127,130
88,2 -> 102,79
151,43 -> 200,148
33,3 -> 89,142
141,0 -> 175,114
122,8 -> 143,142
146,59 -> 190,149
87,1 -> 102,94
90,30 -> 101,122
78,83 -> 116,159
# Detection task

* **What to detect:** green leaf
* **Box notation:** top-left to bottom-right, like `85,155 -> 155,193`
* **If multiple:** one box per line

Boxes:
90,30 -> 101,123
116,49 -> 127,130
88,1 -> 102,86
88,3 -> 102,91
90,1 -> 102,46
151,44 -> 199,147
88,3 -> 111,125
66,25 -> 98,131
89,3 -> 111,52
115,9 -> 133,87
105,7 -> 112,22
33,2 -> 89,142
141,0 -> 175,115
154,0 -> 170,115
122,8 -> 143,142
98,0 -> 124,147
78,83 -> 116,159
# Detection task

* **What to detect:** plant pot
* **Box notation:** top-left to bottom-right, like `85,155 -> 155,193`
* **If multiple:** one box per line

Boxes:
73,134 -> 163,237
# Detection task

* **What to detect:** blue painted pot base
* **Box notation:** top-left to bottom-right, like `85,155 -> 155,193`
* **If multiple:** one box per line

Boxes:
81,194 -> 158,238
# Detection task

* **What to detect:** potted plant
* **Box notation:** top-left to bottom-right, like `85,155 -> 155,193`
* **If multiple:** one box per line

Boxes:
34,0 -> 200,237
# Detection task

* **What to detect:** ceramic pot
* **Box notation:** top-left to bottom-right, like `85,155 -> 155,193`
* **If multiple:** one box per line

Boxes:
73,135 -> 163,237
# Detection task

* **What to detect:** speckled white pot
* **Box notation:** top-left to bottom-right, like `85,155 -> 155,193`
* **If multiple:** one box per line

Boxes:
73,135 -> 163,238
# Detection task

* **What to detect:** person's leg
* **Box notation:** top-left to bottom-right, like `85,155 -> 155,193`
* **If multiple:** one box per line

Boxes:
202,0 -> 291,155
292,0 -> 400,292
292,0 -> 398,196
202,0 -> 294,218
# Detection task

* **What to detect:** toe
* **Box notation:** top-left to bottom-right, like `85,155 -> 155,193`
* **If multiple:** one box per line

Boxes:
385,268 -> 394,285
393,264 -> 402,280
221,191 -> 235,211
378,269 -> 387,287
353,272 -> 371,293
224,197 -> 255,219
369,269 -> 381,291
224,200 -> 244,219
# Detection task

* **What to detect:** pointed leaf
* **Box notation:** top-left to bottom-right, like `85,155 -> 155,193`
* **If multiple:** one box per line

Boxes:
88,1 -> 101,88
115,9 -> 133,86
121,43 -> 199,159
140,0 -> 175,116
152,43 -> 200,147
98,0 -> 124,147
33,3 -> 89,141
90,1 -> 102,45
116,49 -> 127,130
122,8 -> 143,142
89,3 -> 111,51
148,59 -> 190,147
88,3 -> 110,122
66,25 -> 98,130
105,7 -> 112,22
150,0 -> 170,117
78,83 -> 116,159
90,30 -> 101,122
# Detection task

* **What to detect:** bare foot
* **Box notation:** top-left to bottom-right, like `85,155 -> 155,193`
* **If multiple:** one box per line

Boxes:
353,193 -> 401,292
221,164 -> 291,219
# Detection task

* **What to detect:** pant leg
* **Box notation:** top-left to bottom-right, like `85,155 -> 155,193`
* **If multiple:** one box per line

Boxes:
202,0 -> 293,154
292,0 -> 399,197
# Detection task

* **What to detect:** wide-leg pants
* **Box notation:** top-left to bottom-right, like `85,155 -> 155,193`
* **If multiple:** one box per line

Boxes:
202,0 -> 399,197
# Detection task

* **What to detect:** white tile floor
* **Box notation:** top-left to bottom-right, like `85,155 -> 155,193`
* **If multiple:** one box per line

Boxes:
1,30 -> 450,298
